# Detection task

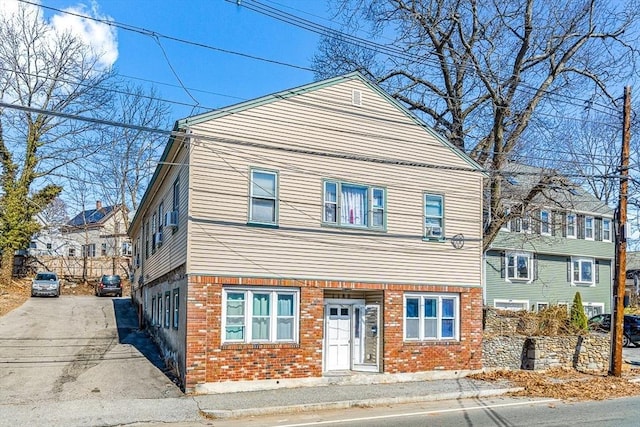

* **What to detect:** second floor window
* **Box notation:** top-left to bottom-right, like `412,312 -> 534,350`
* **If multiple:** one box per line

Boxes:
566,213 -> 577,238
424,194 -> 444,239
585,216 -> 594,240
540,210 -> 550,235
249,169 -> 278,225
323,181 -> 386,229
603,219 -> 612,242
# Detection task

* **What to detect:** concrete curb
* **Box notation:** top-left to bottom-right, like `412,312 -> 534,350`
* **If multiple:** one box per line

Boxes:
201,387 -> 525,419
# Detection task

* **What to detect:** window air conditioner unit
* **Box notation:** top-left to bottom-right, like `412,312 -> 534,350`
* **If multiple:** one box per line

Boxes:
426,226 -> 442,238
164,210 -> 178,228
154,231 -> 163,245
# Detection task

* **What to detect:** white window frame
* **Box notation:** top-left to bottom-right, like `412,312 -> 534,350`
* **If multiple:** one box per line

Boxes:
501,208 -> 510,231
582,302 -> 604,318
540,210 -> 551,235
222,287 -> 299,344
521,212 -> 531,234
536,302 -> 549,312
602,218 -> 612,242
572,256 -> 595,286
505,251 -> 533,282
584,216 -> 594,240
322,180 -> 386,230
249,169 -> 278,225
494,299 -> 529,311
82,243 -> 96,258
424,193 -> 445,240
403,293 -> 459,341
566,213 -> 577,238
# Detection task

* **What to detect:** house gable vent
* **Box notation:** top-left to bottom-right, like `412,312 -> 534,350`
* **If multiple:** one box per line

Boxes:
352,89 -> 362,107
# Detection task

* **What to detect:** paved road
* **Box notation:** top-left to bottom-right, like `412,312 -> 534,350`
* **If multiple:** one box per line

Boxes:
0,296 -> 202,426
213,395 -> 640,427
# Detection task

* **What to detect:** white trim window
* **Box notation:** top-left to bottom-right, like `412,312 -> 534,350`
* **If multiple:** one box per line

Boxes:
505,251 -> 532,282
585,216 -> 594,240
424,193 -> 444,239
322,180 -> 386,230
222,287 -> 299,343
249,169 -> 278,225
404,293 -> 459,341
540,210 -> 551,235
583,303 -> 604,318
494,299 -> 529,311
566,213 -> 577,238
572,257 -> 594,286
602,218 -> 612,242
536,302 -> 549,312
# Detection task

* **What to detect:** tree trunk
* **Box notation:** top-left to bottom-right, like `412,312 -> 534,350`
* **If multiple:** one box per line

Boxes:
0,249 -> 15,287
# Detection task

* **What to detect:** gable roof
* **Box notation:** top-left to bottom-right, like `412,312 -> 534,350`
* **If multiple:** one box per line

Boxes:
178,72 -> 484,172
130,72 -> 486,233
67,205 -> 117,227
501,162 -> 613,216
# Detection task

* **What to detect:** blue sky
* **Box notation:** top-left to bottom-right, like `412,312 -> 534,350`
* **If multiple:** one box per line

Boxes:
40,0 -> 331,121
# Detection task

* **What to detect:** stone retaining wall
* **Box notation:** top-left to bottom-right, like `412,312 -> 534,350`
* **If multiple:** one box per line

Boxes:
483,334 -> 610,372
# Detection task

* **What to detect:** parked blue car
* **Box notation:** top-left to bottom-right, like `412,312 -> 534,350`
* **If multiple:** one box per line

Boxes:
588,314 -> 640,347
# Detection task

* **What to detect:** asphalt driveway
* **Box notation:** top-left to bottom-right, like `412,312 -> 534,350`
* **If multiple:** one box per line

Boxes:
0,296 -> 199,426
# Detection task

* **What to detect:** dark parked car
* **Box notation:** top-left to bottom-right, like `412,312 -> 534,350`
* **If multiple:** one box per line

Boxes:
588,314 -> 640,347
95,274 -> 122,297
31,271 -> 60,297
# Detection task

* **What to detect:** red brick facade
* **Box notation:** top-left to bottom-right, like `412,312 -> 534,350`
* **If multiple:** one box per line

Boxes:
184,275 -> 483,393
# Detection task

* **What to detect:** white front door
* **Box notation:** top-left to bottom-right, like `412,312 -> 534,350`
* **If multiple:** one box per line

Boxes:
325,304 -> 351,370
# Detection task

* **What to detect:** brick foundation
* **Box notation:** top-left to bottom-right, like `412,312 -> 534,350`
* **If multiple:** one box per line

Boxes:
184,276 -> 483,393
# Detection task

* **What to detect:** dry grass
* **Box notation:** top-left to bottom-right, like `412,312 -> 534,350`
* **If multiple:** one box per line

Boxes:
471,366 -> 640,401
0,279 -> 31,317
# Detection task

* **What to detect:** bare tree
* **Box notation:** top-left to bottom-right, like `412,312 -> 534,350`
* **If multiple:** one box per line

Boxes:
0,4 -> 113,285
313,0 -> 640,250
98,84 -> 171,231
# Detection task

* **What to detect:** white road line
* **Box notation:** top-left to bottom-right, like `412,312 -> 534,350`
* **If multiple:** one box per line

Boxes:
272,399 -> 559,427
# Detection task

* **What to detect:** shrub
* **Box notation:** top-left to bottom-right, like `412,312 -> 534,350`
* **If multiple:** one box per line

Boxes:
570,291 -> 588,332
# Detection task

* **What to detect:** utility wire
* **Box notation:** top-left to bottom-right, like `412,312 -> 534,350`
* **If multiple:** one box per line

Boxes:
23,0 -> 623,119
2,100 -> 630,181
19,0 -> 315,72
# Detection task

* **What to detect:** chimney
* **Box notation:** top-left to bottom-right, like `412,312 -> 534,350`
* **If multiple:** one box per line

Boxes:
96,200 -> 102,211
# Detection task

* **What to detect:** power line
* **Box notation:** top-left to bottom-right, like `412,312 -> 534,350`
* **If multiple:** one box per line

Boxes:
2,98 -> 630,181
23,0 -> 622,120
19,0 -> 315,73
235,0 -> 623,117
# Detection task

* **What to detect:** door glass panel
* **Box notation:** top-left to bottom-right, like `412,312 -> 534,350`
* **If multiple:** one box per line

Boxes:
362,306 -> 379,366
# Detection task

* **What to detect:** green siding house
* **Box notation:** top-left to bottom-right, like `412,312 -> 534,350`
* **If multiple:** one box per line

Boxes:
485,164 -> 614,317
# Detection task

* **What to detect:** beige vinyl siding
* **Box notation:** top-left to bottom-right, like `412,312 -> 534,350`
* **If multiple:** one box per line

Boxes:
190,80 -> 474,172
132,144 -> 190,283
185,80 -> 483,286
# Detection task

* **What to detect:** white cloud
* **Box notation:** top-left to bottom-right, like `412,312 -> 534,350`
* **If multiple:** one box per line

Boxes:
0,0 -> 118,69
51,2 -> 118,69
